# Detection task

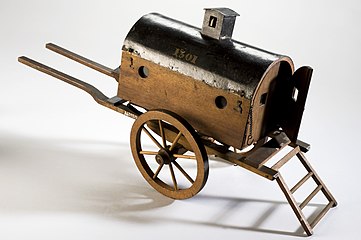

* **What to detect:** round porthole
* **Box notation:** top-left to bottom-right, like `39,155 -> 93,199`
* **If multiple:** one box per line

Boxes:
215,96 -> 227,109
138,66 -> 149,78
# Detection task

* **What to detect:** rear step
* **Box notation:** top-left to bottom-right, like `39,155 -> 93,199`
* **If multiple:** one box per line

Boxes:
243,131 -> 291,168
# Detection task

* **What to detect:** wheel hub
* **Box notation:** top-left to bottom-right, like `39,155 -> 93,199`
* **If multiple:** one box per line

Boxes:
155,148 -> 173,165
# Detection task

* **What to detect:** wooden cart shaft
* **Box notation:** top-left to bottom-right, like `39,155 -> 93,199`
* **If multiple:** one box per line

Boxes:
18,43 -> 139,119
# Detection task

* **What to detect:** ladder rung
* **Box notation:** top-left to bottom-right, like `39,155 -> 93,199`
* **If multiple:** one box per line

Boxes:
310,201 -> 335,228
291,172 -> 313,193
272,146 -> 300,170
300,185 -> 323,209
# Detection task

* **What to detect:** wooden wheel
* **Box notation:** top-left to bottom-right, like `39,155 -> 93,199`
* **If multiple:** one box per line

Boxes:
130,109 -> 209,199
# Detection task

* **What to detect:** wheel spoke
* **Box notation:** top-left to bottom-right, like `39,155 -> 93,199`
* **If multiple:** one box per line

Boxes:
153,163 -> 164,179
173,154 -> 196,159
169,131 -> 182,151
139,151 -> 158,155
142,126 -> 163,149
159,120 -> 167,148
169,163 -> 178,191
173,161 -> 194,184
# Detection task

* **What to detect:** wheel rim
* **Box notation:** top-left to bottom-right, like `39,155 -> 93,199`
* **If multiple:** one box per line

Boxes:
130,110 -> 209,199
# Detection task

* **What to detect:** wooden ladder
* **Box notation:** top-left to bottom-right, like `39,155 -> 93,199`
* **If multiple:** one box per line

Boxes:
205,130 -> 337,235
271,146 -> 338,236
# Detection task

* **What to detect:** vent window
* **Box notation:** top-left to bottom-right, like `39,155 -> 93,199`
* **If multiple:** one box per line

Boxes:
215,96 -> 227,109
208,16 -> 217,28
292,87 -> 299,102
138,66 -> 149,78
260,93 -> 268,106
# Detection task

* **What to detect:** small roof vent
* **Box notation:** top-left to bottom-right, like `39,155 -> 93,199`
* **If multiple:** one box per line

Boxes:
201,8 -> 239,41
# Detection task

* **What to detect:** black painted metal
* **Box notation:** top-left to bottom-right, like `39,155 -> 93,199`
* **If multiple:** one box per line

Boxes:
122,13 -> 290,99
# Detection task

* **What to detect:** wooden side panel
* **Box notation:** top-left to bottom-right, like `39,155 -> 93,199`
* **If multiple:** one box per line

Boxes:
118,52 -> 250,149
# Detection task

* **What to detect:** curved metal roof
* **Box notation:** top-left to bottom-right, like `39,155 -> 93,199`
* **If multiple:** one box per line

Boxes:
122,13 -> 293,99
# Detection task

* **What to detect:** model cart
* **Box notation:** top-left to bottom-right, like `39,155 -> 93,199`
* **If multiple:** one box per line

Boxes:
19,8 -> 336,236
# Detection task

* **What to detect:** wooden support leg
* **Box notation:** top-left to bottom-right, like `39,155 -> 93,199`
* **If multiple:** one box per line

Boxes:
276,174 -> 313,236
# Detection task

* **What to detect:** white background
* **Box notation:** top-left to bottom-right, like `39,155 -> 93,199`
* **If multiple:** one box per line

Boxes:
1,0 -> 360,239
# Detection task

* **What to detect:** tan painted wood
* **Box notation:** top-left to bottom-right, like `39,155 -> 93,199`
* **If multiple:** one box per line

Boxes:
118,52 -> 250,149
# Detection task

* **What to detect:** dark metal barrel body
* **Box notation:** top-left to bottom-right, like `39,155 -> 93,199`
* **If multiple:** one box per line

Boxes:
118,13 -> 294,149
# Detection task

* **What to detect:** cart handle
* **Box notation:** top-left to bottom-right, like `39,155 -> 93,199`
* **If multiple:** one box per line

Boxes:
18,44 -> 139,119
45,43 -> 119,81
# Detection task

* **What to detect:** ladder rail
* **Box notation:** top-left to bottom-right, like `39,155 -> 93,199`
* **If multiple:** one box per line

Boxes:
276,174 -> 313,236
310,201 -> 335,228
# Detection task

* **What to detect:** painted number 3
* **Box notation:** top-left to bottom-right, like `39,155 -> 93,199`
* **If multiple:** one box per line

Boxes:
173,48 -> 198,64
